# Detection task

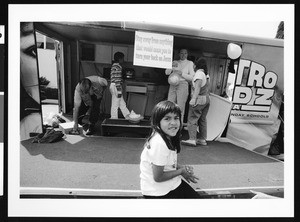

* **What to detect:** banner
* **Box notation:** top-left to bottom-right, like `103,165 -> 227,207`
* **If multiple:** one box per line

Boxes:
226,43 -> 283,153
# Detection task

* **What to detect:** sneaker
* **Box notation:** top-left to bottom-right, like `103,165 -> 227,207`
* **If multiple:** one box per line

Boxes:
196,139 -> 207,146
181,139 -> 197,147
129,110 -> 141,119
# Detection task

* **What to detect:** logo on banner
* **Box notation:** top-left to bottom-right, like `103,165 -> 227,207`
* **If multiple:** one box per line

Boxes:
232,59 -> 278,112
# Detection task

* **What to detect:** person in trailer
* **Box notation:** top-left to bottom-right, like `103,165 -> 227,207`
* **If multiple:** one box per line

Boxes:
140,100 -> 200,198
71,75 -> 108,135
181,58 -> 211,146
165,48 -> 195,123
110,51 -> 141,120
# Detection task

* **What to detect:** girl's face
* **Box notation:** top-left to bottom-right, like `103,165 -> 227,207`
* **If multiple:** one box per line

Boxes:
20,23 -> 38,87
159,112 -> 180,138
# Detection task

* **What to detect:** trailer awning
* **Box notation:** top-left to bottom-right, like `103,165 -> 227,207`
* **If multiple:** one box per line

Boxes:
35,21 -> 283,58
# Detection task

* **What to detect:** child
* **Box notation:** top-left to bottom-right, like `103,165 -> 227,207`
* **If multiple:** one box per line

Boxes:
110,52 -> 140,119
182,58 -> 210,146
140,100 -> 200,198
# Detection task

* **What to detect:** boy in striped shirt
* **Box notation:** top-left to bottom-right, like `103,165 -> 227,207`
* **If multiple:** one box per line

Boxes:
110,52 -> 140,120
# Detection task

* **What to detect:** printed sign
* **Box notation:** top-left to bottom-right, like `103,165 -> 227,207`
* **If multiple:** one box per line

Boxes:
133,31 -> 173,69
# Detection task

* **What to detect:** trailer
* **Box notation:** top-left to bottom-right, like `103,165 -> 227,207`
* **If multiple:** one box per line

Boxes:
32,21 -> 283,154
18,21 -> 284,199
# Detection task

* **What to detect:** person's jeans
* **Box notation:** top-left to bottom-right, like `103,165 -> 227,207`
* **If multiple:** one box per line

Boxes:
110,83 -> 130,119
187,96 -> 210,140
78,94 -> 101,126
168,81 -> 189,122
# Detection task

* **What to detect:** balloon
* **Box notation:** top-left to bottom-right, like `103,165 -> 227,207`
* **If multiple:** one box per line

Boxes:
227,43 -> 242,60
168,73 -> 180,86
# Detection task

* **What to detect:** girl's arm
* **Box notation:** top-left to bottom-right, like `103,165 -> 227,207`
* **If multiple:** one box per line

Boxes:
152,164 -> 183,182
152,164 -> 198,183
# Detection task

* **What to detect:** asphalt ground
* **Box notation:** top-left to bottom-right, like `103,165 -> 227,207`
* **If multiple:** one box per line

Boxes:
20,134 -> 283,197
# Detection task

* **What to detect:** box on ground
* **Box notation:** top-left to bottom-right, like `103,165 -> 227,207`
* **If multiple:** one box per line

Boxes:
59,122 -> 83,134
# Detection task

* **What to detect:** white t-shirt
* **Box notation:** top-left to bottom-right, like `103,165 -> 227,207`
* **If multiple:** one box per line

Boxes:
191,69 -> 208,96
140,132 -> 181,196
193,69 -> 207,88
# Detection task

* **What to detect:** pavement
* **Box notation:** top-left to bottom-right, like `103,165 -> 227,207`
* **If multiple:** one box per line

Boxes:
20,133 -> 284,198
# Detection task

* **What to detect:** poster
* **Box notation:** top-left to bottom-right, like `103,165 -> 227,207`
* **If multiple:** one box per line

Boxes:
133,31 -> 173,69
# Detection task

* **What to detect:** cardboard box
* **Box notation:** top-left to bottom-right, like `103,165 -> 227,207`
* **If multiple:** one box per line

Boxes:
59,122 -> 83,134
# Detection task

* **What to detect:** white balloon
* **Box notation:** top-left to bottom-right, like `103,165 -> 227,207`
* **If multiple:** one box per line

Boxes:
227,43 -> 242,60
168,73 -> 180,86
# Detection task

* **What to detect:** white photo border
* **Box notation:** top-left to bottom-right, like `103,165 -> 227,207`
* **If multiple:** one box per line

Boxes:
8,4 -> 294,217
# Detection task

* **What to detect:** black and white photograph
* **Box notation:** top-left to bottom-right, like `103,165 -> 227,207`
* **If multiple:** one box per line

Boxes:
6,3 -> 294,218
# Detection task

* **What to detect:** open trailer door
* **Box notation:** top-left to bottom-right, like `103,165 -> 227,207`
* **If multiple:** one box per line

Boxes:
54,40 -> 67,114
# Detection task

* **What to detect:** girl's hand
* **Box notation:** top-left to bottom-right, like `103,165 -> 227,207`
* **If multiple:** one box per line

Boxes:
185,165 -> 194,174
181,166 -> 199,183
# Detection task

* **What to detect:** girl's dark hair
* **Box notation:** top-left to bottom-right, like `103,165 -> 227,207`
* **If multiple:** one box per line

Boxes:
194,58 -> 208,74
145,100 -> 182,153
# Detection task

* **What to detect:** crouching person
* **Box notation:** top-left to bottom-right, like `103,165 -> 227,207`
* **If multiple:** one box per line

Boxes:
72,76 -> 107,135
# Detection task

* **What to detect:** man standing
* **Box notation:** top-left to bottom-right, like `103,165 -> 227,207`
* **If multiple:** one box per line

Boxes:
72,75 -> 107,135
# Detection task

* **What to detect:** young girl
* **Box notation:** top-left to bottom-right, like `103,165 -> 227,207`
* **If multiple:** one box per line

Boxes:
140,100 -> 200,198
